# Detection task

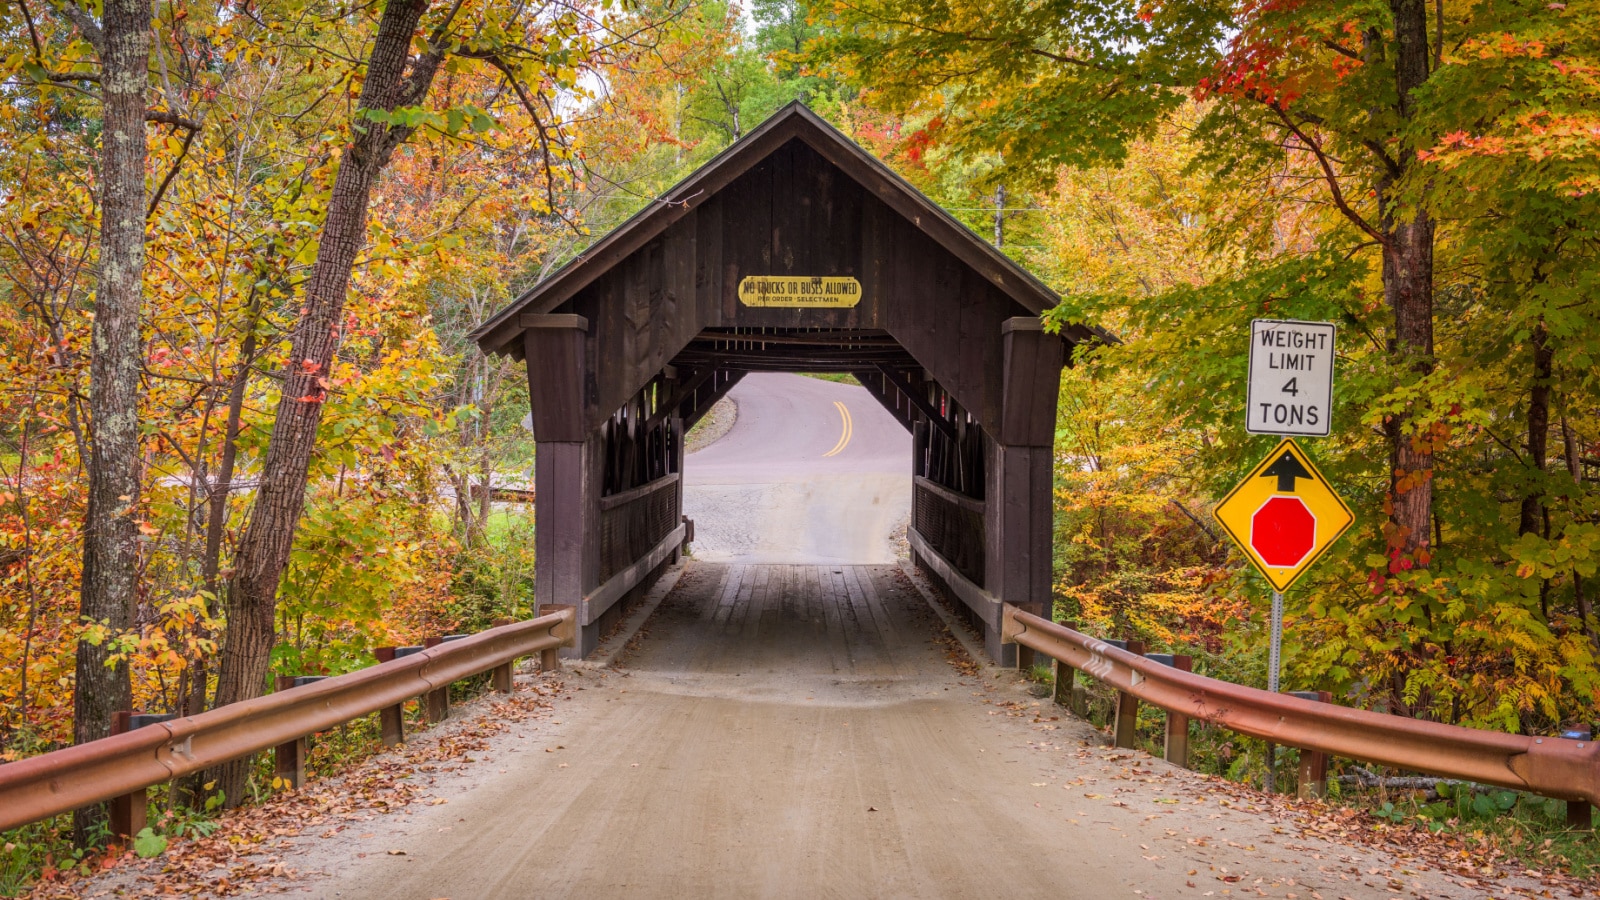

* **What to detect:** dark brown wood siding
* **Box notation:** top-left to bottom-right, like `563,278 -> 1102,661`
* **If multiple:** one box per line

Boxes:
560,139 -> 1031,437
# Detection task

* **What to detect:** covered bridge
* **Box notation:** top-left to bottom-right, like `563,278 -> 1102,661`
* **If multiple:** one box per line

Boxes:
471,102 -> 1096,661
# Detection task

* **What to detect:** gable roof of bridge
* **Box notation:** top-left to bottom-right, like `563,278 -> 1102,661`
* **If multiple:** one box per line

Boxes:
470,102 -> 1090,357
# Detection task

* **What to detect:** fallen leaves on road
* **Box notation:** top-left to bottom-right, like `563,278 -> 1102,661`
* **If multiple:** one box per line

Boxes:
1182,774 -> 1600,898
26,677 -> 567,899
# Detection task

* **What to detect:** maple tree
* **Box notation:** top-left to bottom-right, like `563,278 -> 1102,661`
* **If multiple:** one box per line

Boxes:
1,0 -> 1597,888
812,0 -> 1600,730
0,0 -> 720,817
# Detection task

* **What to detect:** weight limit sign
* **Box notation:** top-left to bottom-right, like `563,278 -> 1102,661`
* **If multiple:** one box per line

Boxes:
1246,318 -> 1335,437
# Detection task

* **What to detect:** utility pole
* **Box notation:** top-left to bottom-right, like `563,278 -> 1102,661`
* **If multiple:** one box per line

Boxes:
993,184 -> 1006,249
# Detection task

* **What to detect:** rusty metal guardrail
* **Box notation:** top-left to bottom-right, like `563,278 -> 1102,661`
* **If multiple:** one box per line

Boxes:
0,605 -> 576,834
1001,605 -> 1600,807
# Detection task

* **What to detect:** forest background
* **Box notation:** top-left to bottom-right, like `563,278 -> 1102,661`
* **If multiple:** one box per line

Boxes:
0,0 -> 1596,860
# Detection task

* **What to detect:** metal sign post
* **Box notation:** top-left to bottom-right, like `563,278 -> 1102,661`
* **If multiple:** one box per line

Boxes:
1231,321 -> 1341,793
1267,590 -> 1283,694
1264,589 -> 1284,793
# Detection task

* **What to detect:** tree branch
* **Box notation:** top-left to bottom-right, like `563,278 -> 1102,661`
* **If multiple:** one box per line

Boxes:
147,122 -> 196,218
145,110 -> 199,129
53,0 -> 103,52
1361,138 -> 1402,179
1321,39 -> 1362,61
1268,101 -> 1389,247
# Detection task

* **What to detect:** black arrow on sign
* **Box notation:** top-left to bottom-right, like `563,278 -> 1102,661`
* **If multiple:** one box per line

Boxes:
1261,449 -> 1313,492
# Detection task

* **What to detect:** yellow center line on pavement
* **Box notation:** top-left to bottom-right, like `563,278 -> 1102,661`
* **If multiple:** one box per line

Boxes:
822,401 -> 853,457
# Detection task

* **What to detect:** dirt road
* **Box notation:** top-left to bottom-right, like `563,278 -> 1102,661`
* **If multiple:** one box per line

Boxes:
682,373 -> 910,565
290,563 -> 1514,900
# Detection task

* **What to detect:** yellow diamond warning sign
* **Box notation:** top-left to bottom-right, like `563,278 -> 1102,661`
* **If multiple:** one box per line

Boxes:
1213,438 -> 1354,592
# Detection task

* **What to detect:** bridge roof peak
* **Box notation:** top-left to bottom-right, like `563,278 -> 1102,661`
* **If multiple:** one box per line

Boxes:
471,101 -> 1089,358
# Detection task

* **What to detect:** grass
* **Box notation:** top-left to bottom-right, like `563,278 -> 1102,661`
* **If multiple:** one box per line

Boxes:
800,373 -> 860,385
1,816 -> 89,897
1341,783 -> 1600,879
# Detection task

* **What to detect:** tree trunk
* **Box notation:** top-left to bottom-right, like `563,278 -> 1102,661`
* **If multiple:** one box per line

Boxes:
1560,418 -> 1597,650
209,0 -> 441,807
1518,321 -> 1552,540
74,0 -> 150,846
1381,0 -> 1437,561
1380,209 -> 1436,556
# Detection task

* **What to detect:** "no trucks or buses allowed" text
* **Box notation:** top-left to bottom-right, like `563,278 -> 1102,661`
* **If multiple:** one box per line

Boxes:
737,275 -> 863,308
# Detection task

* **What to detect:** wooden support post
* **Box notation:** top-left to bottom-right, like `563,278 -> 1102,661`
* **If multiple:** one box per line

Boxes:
1052,658 -> 1075,710
1162,655 -> 1193,769
423,637 -> 450,723
372,647 -> 406,746
1051,621 -> 1082,716
489,617 -> 517,695
1291,691 -> 1333,799
534,436 -> 603,658
983,441 -> 1052,666
1113,639 -> 1145,750
1569,801 -> 1594,831
1017,624 -> 1043,672
271,677 -> 308,789
1562,727 -> 1593,828
107,711 -> 146,843
492,663 -> 514,694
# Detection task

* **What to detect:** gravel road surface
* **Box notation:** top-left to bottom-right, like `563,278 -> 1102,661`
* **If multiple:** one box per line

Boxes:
287,563 -> 1516,900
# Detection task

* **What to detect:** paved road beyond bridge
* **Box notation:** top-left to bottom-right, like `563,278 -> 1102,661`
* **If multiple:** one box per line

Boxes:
292,562 -> 1498,899
683,372 -> 911,566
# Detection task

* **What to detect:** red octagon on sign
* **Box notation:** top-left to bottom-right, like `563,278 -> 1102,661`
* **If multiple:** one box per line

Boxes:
1251,496 -> 1316,568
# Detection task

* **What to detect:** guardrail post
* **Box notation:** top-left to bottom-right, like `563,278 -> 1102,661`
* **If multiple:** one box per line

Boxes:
1052,620 -> 1080,715
1290,691 -> 1333,798
272,676 -> 309,789
538,604 -> 576,672
490,617 -> 516,694
373,647 -> 406,746
108,711 -> 178,842
1014,603 -> 1043,674
1562,726 -> 1593,829
1145,654 -> 1193,768
423,636 -> 450,723
108,711 -> 146,843
1113,639 -> 1145,750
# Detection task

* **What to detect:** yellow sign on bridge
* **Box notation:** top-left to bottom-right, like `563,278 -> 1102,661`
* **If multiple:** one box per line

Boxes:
738,276 -> 862,308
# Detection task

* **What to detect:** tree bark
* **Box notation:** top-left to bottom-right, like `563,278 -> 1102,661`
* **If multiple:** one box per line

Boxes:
1380,208 -> 1436,556
1381,0 -> 1437,560
209,0 -> 442,807
74,0 -> 150,846
1560,418 -> 1597,650
1518,321 -> 1552,540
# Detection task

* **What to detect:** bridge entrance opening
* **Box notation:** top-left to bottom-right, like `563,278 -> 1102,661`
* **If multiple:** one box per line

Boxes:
680,371 -> 910,568
472,103 -> 1096,661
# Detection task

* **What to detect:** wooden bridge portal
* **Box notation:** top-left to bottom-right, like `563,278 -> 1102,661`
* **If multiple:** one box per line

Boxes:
471,103 -> 1095,661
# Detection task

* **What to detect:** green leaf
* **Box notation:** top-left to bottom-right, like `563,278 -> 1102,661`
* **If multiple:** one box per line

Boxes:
133,827 -> 167,859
